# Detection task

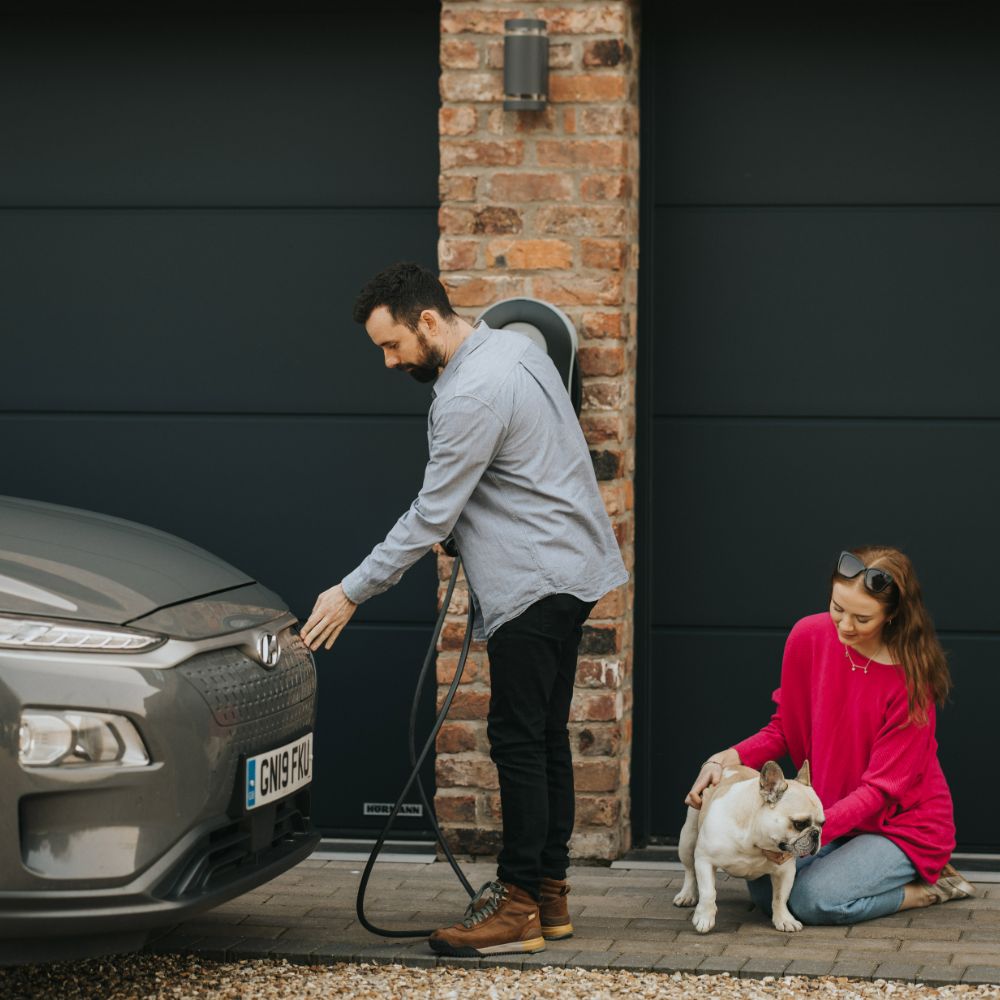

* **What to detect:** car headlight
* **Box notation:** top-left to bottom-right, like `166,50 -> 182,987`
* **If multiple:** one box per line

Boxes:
18,710 -> 150,767
0,616 -> 163,652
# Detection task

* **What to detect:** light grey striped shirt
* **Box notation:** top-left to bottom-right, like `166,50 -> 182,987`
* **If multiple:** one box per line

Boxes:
342,323 -> 628,638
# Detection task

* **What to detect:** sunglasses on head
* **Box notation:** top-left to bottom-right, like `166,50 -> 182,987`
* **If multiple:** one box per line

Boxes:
836,551 -> 894,593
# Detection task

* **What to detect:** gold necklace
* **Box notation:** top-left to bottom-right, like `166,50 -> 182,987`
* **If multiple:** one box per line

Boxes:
844,644 -> 881,675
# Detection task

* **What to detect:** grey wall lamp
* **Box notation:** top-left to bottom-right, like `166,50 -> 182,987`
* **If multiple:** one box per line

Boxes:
503,19 -> 548,111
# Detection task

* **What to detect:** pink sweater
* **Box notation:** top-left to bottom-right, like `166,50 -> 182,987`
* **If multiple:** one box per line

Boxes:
733,613 -> 955,883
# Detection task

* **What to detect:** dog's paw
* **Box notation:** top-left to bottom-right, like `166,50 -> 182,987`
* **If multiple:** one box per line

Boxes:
692,906 -> 716,934
772,912 -> 803,933
672,888 -> 697,907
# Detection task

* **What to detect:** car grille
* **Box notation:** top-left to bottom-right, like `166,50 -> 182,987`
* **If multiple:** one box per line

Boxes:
177,628 -> 315,726
156,790 -> 316,901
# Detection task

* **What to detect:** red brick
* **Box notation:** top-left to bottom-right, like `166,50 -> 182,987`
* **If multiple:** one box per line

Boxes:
536,205 -> 626,236
598,481 -> 625,517
442,274 -> 528,307
436,722 -> 478,754
563,107 -> 576,134
488,172 -> 573,202
574,760 -> 621,792
577,657 -> 623,688
582,238 -> 628,270
441,38 -> 481,70
438,581 -> 470,615
580,411 -> 624,443
436,756 -> 499,790
581,311 -> 624,338
581,174 -> 633,201
578,343 -> 626,375
570,690 -> 619,722
473,206 -> 523,235
573,722 -> 622,756
441,140 -> 524,170
439,174 -> 478,202
439,205 -> 476,235
581,379 -> 626,410
535,6 -> 626,34
531,273 -> 622,306
440,71 -> 504,103
581,622 -> 623,655
438,688 -> 491,721
578,107 -> 629,135
576,794 -> 621,827
434,793 -> 477,823
590,447 -> 624,481
487,106 -> 559,135
483,792 -> 503,822
439,238 -> 479,272
591,586 -> 626,620
436,652 -> 479,685
439,106 -> 477,136
537,140 -> 628,168
583,39 -> 633,68
549,74 -> 627,103
441,7 -> 509,34
487,238 -> 573,269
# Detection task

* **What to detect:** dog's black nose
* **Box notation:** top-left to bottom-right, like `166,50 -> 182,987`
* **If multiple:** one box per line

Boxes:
809,828 -> 819,842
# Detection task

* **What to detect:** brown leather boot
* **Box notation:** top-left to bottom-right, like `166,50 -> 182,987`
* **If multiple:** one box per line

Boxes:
539,876 -> 573,940
429,880 -> 546,957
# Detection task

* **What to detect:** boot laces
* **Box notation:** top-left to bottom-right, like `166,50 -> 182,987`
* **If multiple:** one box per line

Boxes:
462,880 -> 507,928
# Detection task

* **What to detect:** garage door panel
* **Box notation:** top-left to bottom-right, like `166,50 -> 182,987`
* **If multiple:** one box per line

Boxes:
650,630 -> 997,854
0,415 -> 436,626
0,10 -> 437,208
1,208 -> 437,415
653,206 -> 1000,418
650,419 -> 1000,631
654,7 -> 1000,205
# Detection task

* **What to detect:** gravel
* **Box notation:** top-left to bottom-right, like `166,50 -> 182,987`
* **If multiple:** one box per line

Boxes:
1,956 -> 999,1000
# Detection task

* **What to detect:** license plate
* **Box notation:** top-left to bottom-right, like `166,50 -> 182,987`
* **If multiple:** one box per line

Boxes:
245,733 -> 313,811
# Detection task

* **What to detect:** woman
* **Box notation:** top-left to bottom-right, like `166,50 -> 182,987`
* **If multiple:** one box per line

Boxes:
686,546 -> 975,925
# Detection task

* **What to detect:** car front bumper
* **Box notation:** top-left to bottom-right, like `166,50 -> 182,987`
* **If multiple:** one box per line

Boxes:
0,620 -> 319,940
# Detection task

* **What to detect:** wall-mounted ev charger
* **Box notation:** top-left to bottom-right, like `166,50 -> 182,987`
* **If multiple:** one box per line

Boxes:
356,299 -> 581,938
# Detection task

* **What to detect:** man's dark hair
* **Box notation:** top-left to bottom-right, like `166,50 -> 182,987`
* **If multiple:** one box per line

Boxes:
352,262 -> 457,330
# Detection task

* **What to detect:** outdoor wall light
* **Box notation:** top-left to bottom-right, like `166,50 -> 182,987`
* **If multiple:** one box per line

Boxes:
503,19 -> 548,111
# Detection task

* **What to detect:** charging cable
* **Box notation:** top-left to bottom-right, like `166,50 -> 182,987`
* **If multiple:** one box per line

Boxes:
355,553 -> 477,937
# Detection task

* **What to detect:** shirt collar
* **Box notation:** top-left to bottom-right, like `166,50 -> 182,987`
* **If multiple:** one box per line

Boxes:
433,321 -> 490,397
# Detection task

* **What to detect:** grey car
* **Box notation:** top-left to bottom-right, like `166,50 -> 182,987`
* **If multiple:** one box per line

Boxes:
0,496 -> 319,963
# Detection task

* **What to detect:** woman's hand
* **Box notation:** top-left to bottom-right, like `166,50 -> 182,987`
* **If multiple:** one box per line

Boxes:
684,749 -> 740,809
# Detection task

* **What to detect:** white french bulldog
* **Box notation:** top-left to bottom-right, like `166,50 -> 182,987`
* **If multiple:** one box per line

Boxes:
673,760 -> 824,933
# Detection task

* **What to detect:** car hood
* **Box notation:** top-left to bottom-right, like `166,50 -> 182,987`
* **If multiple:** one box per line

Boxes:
0,495 -> 254,624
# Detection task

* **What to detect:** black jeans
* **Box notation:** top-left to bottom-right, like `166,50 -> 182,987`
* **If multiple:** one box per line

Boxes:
486,592 -> 595,901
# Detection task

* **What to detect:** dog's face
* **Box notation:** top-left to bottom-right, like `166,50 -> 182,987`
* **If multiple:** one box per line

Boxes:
754,761 -> 825,858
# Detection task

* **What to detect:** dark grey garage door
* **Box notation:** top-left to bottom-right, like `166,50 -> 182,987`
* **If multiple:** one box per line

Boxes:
635,5 -> 1000,852
0,9 -> 440,836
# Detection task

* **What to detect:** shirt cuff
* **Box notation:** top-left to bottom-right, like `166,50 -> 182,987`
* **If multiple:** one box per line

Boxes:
340,568 -> 371,606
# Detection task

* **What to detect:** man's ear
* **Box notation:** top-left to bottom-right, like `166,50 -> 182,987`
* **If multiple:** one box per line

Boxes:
419,308 -> 441,339
795,759 -> 812,787
759,761 -> 788,805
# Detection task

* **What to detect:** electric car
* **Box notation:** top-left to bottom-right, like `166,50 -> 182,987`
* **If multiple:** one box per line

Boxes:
0,495 -> 319,963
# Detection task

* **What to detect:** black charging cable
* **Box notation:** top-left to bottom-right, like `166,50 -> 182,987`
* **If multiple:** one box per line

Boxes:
355,552 -> 478,937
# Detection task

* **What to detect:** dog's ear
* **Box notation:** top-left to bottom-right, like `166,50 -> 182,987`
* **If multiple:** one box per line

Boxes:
759,761 -> 788,805
795,759 -> 812,787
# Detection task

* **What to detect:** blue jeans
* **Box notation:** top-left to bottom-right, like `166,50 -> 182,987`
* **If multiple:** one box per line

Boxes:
747,834 -> 915,924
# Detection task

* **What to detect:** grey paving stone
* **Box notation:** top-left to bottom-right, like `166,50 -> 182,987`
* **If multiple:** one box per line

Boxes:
698,956 -> 747,975
565,950 -> 619,969
480,955 -> 525,969
829,959 -> 879,980
523,950 -> 575,968
435,955 -> 482,969
309,945 -> 365,964
962,965 -> 1000,985
610,953 -> 662,970
190,936 -> 250,961
142,934 -> 203,955
917,964 -> 967,986
738,957 -> 791,979
873,961 -> 922,983
785,960 -> 835,977
653,953 -> 707,973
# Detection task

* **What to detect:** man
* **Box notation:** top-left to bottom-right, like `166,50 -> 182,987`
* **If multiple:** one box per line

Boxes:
302,262 -> 627,956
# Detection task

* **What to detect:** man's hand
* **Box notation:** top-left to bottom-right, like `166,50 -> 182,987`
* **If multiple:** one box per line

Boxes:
301,583 -> 358,651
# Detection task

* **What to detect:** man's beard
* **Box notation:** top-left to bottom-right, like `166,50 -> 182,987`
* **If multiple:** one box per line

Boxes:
401,332 -> 445,383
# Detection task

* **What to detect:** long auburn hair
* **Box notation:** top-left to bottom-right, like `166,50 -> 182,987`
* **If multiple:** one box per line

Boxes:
832,546 -> 951,725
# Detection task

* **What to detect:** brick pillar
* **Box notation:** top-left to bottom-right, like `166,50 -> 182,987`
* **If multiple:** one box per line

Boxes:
435,0 -> 639,862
